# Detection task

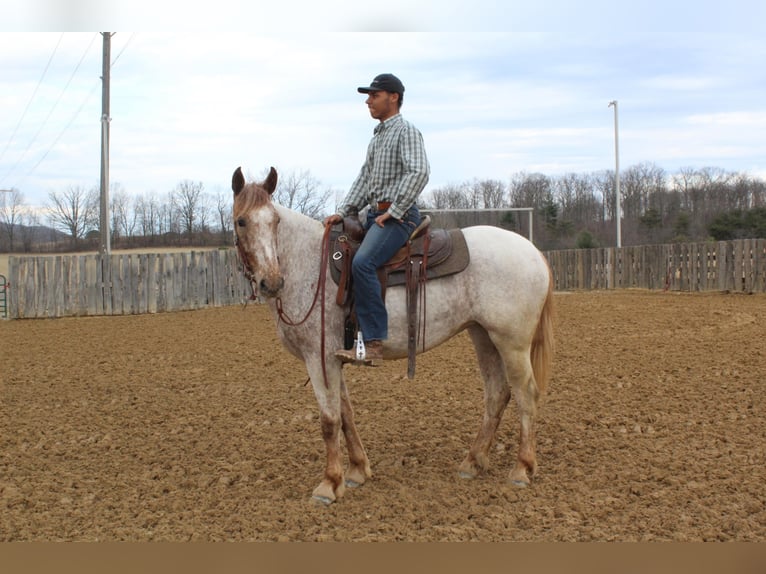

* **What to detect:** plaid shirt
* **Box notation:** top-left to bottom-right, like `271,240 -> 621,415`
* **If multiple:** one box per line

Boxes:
338,114 -> 430,221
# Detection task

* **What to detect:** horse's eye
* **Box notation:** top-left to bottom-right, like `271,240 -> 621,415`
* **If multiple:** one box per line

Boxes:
237,217 -> 246,227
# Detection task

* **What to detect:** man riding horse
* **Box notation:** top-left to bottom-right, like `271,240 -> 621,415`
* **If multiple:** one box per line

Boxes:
323,73 -> 430,366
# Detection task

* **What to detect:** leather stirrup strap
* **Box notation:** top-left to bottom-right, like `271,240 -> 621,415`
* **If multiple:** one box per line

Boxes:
406,255 -> 421,380
336,239 -> 353,306
406,231 -> 432,379
418,232 -> 431,356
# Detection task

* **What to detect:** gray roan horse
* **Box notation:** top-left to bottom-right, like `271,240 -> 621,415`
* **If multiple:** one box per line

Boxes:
232,166 -> 555,504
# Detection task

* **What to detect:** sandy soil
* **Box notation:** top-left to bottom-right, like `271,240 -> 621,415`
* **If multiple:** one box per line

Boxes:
1,290 -> 764,541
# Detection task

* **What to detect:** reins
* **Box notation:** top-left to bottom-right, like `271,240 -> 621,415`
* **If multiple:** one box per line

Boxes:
238,222 -> 334,389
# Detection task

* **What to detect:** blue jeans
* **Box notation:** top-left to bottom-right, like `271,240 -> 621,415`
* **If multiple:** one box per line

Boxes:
353,206 -> 421,341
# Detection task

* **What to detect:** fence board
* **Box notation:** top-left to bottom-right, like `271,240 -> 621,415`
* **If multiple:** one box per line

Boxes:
757,240 -> 766,292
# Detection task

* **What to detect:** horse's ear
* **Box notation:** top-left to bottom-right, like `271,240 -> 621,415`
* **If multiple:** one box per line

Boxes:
264,166 -> 278,195
232,167 -> 245,196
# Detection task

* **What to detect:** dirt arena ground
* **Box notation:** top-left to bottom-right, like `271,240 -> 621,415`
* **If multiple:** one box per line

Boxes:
1,290 -> 764,541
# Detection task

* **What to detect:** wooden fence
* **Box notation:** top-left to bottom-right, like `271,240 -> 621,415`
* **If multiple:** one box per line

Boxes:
546,239 -> 766,293
7,249 -> 251,319
5,239 -> 766,319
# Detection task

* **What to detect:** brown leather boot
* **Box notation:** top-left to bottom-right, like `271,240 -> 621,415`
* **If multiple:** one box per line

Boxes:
335,339 -> 384,366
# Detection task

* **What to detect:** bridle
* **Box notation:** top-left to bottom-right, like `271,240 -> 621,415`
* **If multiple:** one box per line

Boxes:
235,222 -> 334,388
235,233 -> 259,300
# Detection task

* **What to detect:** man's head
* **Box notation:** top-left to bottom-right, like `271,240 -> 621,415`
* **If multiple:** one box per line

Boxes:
358,73 -> 405,120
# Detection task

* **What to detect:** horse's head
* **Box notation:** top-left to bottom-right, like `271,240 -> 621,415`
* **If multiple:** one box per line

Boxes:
232,166 -> 285,298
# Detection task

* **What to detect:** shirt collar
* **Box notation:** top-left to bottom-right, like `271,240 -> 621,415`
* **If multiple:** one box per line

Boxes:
374,113 -> 402,135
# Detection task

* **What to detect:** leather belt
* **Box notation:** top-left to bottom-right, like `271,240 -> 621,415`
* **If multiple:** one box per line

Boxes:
376,201 -> 392,212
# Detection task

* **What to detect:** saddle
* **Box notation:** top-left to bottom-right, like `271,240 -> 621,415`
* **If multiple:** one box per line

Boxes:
328,215 -> 470,378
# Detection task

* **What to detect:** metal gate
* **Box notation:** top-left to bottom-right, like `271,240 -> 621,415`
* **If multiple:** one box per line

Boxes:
0,274 -> 7,319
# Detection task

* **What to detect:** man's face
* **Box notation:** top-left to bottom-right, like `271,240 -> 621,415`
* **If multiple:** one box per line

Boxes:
365,90 -> 399,121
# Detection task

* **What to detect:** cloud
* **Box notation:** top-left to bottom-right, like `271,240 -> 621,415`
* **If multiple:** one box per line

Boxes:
2,30 -> 765,208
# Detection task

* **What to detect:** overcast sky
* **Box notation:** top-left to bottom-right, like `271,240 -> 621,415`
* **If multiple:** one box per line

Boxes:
2,1 -> 765,209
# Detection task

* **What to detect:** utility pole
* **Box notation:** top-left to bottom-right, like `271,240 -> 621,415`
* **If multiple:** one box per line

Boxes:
608,100 -> 622,248
99,32 -> 113,255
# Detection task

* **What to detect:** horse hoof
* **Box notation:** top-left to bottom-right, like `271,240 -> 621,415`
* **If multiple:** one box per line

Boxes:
312,495 -> 335,506
458,471 -> 475,480
345,479 -> 362,488
510,479 -> 530,488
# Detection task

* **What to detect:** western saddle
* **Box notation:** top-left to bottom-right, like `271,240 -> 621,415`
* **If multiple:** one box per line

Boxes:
328,214 -> 470,378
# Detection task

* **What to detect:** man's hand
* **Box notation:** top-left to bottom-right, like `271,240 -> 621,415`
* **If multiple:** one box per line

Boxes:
375,212 -> 393,227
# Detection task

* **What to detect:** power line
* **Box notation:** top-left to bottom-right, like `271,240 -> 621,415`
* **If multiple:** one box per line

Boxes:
0,33 -> 64,167
0,33 -> 99,187
22,81 -> 101,184
2,33 -> 136,192
111,32 -> 136,67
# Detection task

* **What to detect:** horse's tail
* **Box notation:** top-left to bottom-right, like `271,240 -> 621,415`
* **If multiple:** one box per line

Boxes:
531,261 -> 555,395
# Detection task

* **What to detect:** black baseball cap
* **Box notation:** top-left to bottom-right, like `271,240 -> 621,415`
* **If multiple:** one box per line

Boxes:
357,73 -> 405,95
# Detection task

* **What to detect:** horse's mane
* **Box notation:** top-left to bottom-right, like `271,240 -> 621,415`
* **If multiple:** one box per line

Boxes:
233,182 -> 272,219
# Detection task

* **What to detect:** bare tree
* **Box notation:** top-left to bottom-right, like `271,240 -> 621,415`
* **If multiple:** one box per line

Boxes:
425,182 -> 472,209
509,172 -> 552,209
195,193 -> 214,234
738,173 -> 766,208
135,192 -> 162,240
214,188 -> 232,239
19,209 -> 40,252
425,179 -> 506,210
173,180 -> 205,236
474,179 -> 506,208
274,169 -> 333,220
110,184 -> 138,242
46,186 -> 98,247
0,187 -> 25,251
620,162 -> 666,220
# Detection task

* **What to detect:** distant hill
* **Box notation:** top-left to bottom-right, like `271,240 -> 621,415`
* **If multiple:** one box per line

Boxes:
0,224 -> 70,250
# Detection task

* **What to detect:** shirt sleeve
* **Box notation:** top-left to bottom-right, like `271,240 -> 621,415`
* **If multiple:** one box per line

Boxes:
387,124 -> 430,220
336,142 -> 373,218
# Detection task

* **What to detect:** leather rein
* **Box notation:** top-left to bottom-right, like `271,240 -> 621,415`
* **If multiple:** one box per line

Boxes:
236,223 -> 334,389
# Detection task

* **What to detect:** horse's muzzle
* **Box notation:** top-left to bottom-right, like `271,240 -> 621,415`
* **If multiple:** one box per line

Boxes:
259,276 -> 285,298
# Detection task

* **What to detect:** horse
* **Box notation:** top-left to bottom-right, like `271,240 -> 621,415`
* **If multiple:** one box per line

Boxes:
232,166 -> 555,504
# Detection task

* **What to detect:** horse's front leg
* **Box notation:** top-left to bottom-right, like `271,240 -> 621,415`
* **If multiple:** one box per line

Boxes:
306,357 -> 364,504
312,409 -> 346,504
307,362 -> 345,504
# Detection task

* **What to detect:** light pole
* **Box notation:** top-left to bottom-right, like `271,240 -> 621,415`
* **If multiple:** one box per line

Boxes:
608,100 -> 621,248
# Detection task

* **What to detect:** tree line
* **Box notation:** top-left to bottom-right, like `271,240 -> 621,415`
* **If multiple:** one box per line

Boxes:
424,163 -> 766,250
0,169 -> 335,253
1,162 -> 765,253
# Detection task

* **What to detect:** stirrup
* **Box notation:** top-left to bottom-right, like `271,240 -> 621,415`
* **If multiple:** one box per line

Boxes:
335,335 -> 383,366
334,348 -> 382,367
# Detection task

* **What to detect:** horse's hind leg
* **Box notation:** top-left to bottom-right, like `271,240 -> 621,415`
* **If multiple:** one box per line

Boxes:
497,343 -> 541,487
340,379 -> 372,487
458,325 -> 512,479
